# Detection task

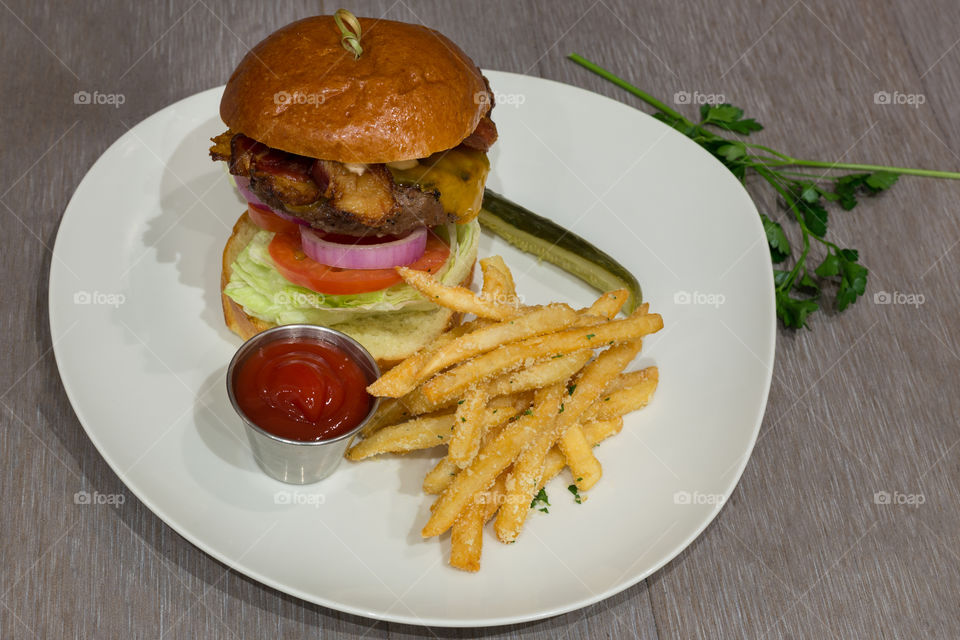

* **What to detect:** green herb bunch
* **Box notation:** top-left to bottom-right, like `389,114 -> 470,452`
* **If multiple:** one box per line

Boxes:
569,53 -> 960,328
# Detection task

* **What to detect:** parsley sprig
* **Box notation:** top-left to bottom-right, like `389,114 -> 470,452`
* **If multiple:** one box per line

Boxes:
569,53 -> 960,328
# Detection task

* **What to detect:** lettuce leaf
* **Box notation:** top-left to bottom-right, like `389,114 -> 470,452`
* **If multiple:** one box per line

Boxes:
224,220 -> 479,326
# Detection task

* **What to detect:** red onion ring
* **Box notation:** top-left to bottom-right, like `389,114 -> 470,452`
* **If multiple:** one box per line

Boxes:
299,226 -> 428,270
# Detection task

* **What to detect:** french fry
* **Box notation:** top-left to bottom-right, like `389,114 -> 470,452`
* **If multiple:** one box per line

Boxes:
480,255 -> 517,301
486,351 -> 593,398
367,318 -> 490,398
557,427 -> 600,491
449,471 -> 509,572
422,385 -> 563,537
584,367 -> 659,422
540,417 -> 623,486
421,309 -> 663,403
418,304 -> 578,384
558,339 -> 644,490
450,500 -> 485,572
494,383 -> 566,542
585,288 -> 629,319
603,368 -> 653,394
423,457 -> 459,495
359,397 -> 407,437
345,412 -> 455,460
396,266 -> 522,320
448,385 -> 491,468
481,472 -> 509,521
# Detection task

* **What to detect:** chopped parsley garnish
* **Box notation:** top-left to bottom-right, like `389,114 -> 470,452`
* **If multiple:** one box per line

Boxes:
567,384 -> 577,396
568,484 -> 583,504
530,488 -> 550,510
586,333 -> 596,340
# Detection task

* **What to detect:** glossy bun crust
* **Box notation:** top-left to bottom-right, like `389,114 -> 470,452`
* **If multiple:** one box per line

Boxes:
219,16 -> 490,164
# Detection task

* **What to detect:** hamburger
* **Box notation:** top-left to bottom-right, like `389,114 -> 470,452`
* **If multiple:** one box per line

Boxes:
210,14 -> 497,367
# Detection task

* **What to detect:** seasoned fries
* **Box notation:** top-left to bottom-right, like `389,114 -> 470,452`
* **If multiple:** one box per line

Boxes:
421,309 -> 662,403
495,383 -> 566,542
371,304 -> 579,398
346,256 -> 663,571
423,385 -> 562,537
559,339 -> 644,490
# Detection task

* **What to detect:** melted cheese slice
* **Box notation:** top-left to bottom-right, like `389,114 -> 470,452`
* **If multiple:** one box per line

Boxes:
387,148 -> 490,223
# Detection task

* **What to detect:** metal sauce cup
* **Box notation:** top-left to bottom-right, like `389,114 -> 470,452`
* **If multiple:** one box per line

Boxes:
226,325 -> 380,484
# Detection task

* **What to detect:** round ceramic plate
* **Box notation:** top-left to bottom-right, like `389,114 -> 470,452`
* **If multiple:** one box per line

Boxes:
49,71 -> 775,626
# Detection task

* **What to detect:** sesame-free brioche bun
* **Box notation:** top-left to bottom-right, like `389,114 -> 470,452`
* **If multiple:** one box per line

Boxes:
219,16 -> 491,164
221,213 -> 473,370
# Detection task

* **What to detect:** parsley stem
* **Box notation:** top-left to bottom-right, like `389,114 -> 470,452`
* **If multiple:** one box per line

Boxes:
743,143 -> 792,162
568,53 -> 691,126
766,158 -> 960,180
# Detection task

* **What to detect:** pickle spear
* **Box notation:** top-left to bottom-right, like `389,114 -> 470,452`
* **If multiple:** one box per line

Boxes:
479,190 -> 642,314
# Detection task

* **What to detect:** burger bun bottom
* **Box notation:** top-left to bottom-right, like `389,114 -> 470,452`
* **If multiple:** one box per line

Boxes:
221,213 -> 473,370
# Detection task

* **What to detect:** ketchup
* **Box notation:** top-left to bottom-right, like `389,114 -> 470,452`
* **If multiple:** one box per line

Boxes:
233,338 -> 372,441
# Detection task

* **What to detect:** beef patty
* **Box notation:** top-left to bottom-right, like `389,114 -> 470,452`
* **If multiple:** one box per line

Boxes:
210,114 -> 496,237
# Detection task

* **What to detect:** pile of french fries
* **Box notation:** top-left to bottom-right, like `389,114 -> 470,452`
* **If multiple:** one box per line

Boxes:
346,256 -> 663,572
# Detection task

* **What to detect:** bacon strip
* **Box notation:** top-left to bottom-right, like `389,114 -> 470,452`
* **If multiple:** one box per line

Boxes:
460,116 -> 498,152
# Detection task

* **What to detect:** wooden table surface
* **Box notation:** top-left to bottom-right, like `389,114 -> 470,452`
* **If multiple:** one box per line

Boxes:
3,1 -> 959,638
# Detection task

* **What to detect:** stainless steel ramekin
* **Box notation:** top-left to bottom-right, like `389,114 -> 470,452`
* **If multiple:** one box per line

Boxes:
226,324 -> 380,484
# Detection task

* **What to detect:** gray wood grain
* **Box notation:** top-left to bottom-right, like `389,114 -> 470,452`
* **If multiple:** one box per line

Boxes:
2,0 -> 958,638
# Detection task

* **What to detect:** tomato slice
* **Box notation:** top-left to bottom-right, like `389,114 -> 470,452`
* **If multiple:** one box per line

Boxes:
247,204 -> 302,235
268,229 -> 451,295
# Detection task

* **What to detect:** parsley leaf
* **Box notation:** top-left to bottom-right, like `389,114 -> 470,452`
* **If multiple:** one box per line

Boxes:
530,488 -> 550,510
761,213 -> 791,263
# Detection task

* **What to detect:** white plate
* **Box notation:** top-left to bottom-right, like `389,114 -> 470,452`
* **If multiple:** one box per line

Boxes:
50,71 -> 774,626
